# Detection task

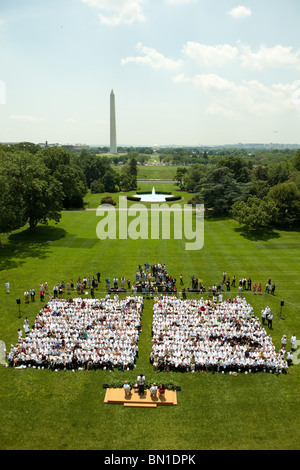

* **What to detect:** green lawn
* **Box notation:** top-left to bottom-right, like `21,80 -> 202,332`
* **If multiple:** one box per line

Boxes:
137,164 -> 179,180
0,208 -> 299,450
113,163 -> 179,180
84,183 -> 191,209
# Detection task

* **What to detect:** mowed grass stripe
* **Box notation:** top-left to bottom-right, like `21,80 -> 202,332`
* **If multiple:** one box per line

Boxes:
1,211 -> 300,450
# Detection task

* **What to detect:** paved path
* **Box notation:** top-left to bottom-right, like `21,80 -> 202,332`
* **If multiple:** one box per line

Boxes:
85,206 -> 201,211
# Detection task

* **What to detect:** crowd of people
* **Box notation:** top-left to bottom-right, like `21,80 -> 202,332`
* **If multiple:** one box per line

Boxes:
123,375 -> 166,398
187,272 -> 276,296
7,265 -> 277,307
6,263 -> 295,375
131,263 -> 178,295
21,272 -> 102,304
150,296 -> 292,374
8,295 -> 143,371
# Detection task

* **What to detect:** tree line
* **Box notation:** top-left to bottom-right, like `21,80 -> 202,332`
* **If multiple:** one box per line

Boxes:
1,142 -> 299,236
0,143 -> 138,235
178,150 -> 300,230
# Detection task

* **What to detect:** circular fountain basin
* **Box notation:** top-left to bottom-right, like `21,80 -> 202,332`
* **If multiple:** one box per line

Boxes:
132,187 -> 174,203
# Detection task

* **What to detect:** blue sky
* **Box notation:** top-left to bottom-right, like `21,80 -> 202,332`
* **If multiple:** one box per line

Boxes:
1,0 -> 300,147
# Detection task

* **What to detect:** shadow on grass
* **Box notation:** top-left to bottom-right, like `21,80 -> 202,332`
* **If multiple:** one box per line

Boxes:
203,214 -> 231,222
0,225 -> 67,271
234,226 -> 281,241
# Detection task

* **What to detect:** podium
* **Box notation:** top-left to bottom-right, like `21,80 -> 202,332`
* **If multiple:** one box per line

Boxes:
104,388 -> 177,408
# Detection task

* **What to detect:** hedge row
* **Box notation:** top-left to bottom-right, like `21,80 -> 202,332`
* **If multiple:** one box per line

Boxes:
165,195 -> 182,202
126,195 -> 141,201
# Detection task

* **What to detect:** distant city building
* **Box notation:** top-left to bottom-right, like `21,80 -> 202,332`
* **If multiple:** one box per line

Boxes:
61,144 -> 90,152
110,89 -> 117,154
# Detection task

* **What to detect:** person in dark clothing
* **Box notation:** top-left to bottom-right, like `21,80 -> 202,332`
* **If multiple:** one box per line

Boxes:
271,284 -> 276,295
137,374 -> 145,396
267,313 -> 273,329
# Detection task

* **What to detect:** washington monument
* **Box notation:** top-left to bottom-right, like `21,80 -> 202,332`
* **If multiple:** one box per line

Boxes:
110,89 -> 117,154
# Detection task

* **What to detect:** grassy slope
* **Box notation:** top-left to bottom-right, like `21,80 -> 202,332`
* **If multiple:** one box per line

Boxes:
0,207 -> 300,450
137,165 -> 179,180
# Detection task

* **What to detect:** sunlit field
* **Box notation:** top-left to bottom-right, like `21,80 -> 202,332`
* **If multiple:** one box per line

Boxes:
0,200 -> 300,450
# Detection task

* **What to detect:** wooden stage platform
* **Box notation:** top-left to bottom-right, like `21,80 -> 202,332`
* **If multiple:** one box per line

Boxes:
104,388 -> 177,408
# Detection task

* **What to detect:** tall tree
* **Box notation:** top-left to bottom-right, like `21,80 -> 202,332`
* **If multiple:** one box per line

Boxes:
128,154 -> 138,177
268,182 -> 300,226
0,150 -> 64,233
267,160 -> 291,186
78,152 -> 111,188
196,166 -> 243,215
293,149 -> 300,171
231,196 -> 278,231
119,174 -> 137,191
174,167 -> 188,189
217,155 -> 251,183
102,169 -> 119,192
0,165 -> 24,234
39,147 -> 87,208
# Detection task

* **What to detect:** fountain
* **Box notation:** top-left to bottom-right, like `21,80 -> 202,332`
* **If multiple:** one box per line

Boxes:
133,187 -> 174,203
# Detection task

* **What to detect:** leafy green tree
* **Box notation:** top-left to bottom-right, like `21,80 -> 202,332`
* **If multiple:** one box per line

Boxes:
267,160 -> 291,186
293,149 -> 300,171
249,179 -> 270,199
268,182 -> 300,226
216,155 -> 251,183
90,180 -> 105,194
174,167 -> 188,189
0,163 -> 24,234
102,169 -> 119,192
288,170 -> 300,190
231,196 -> 278,230
79,153 -> 111,188
14,142 -> 41,154
119,174 -> 137,191
39,147 -> 87,208
185,164 -> 208,192
0,150 -> 64,233
128,154 -> 138,176
137,154 -> 151,165
196,166 -> 242,215
252,164 -> 269,181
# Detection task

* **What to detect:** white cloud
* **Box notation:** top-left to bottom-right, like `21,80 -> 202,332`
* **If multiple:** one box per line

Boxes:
228,5 -> 252,19
173,73 -> 300,117
181,41 -> 300,71
0,80 -> 5,105
82,0 -> 145,25
174,73 -> 239,93
9,115 -> 43,122
239,43 -> 300,70
165,0 -> 196,4
121,42 -> 183,70
182,42 -> 238,67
